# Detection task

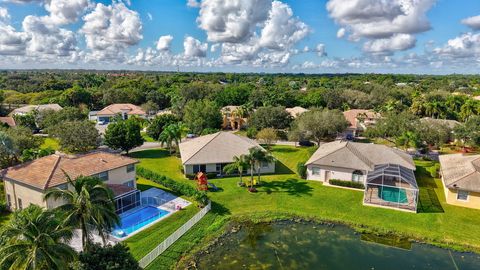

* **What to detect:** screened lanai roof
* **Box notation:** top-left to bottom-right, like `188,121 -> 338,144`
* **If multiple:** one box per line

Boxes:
366,164 -> 418,189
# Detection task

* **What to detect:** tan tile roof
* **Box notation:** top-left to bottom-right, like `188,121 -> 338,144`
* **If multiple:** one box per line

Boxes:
2,152 -> 138,190
97,104 -> 146,116
107,184 -> 136,198
0,117 -> 16,127
286,107 -> 309,118
343,109 -> 380,129
12,104 -> 63,115
179,132 -> 264,165
439,154 -> 480,192
306,141 -> 415,171
420,117 -> 460,129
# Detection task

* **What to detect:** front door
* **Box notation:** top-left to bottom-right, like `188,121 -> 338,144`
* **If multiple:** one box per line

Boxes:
324,171 -> 332,182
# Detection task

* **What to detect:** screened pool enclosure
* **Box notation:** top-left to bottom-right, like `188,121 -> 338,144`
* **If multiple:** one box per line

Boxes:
363,164 -> 418,212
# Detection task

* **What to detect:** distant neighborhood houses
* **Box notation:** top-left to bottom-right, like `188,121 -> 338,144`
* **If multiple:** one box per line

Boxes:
11,103 -> 63,116
90,103 -> 147,124
343,109 -> 381,138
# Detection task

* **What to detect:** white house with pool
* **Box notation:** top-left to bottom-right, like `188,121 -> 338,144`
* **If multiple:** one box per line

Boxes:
305,141 -> 419,212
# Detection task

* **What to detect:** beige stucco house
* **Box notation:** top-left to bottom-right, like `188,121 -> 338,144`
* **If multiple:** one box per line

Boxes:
221,106 -> 247,130
343,109 -> 381,137
179,132 -> 275,176
11,104 -> 63,116
96,103 -> 146,124
306,141 -> 418,212
1,152 -> 139,214
439,154 -> 480,210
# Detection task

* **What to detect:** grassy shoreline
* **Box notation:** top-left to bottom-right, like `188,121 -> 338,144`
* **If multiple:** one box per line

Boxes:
129,145 -> 480,269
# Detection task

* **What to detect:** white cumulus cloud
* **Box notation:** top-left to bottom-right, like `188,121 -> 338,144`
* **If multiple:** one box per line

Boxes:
183,36 -> 207,58
156,35 -> 173,51
461,15 -> 480,31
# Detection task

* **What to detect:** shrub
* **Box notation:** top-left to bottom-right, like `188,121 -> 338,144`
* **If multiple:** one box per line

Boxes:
297,162 -> 307,179
428,163 -> 441,178
74,243 -> 140,270
136,167 -> 208,207
246,127 -> 258,139
329,179 -> 365,189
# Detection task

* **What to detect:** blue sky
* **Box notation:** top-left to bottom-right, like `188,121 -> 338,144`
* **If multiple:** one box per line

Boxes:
0,0 -> 479,74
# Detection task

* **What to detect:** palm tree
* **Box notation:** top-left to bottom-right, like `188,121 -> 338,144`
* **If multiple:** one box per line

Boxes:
251,148 -> 275,185
0,205 -> 76,270
44,175 -> 119,251
159,123 -> 188,154
223,155 -> 249,186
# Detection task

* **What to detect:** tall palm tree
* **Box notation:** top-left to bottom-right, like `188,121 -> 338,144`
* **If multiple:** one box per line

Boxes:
0,205 -> 76,270
251,148 -> 275,185
223,155 -> 249,186
159,123 -> 188,154
44,175 -> 119,251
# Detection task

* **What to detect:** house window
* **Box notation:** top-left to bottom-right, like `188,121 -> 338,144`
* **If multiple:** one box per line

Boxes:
127,164 -> 135,173
124,180 -> 135,188
193,164 -> 206,173
97,171 -> 109,181
312,167 -> 321,175
6,194 -> 11,207
18,198 -> 23,210
261,161 -> 269,168
457,190 -> 469,201
57,183 -> 68,190
216,163 -> 222,173
352,170 -> 364,183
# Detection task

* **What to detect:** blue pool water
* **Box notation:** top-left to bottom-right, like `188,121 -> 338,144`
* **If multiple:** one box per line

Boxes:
112,206 -> 170,238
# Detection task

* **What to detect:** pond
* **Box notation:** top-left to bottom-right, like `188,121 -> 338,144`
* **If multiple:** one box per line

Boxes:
196,221 -> 480,270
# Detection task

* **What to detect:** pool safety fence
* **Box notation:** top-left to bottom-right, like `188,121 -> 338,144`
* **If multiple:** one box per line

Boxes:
138,201 -> 212,268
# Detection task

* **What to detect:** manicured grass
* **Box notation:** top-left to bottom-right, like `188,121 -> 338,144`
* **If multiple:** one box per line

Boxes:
40,137 -> 60,150
125,202 -> 199,260
129,149 -> 187,182
131,145 -> 480,269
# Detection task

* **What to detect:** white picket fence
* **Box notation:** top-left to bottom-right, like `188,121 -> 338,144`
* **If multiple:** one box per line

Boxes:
138,201 -> 212,268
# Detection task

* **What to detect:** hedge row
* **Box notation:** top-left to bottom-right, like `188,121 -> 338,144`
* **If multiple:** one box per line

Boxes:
329,179 -> 365,189
136,167 -> 208,207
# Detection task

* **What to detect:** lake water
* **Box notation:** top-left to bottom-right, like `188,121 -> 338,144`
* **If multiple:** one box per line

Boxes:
196,221 -> 480,270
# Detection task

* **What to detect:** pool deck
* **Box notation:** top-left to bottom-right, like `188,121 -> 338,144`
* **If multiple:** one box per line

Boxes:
68,188 -> 192,250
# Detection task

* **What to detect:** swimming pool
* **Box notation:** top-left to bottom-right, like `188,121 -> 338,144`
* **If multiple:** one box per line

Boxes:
112,206 -> 170,238
379,187 -> 408,204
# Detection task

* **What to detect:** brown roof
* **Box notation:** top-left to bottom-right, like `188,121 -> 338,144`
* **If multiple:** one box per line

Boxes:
0,117 -> 15,127
107,184 -> 136,198
1,152 -> 138,190
97,104 -> 146,117
343,109 -> 380,129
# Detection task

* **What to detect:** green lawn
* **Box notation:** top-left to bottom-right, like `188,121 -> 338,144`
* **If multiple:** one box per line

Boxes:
130,145 -> 480,269
40,137 -> 60,150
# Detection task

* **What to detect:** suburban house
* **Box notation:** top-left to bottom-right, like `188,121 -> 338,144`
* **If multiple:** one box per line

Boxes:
1,151 -> 140,214
96,103 -> 147,123
179,132 -> 275,175
439,154 -> 480,210
221,106 -> 247,130
286,106 -> 309,118
306,141 -> 418,212
343,109 -> 381,137
11,104 -> 63,116
0,117 -> 16,127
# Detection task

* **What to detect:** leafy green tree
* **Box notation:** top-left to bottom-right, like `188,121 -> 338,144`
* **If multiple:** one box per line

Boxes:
37,107 -> 87,130
223,155 -> 249,186
454,115 -> 480,148
415,121 -> 452,149
249,106 -> 293,130
48,120 -> 100,153
5,126 -> 42,155
12,113 -> 36,131
256,128 -> 278,150
0,205 -> 76,270
396,131 -> 422,150
74,243 -> 141,270
291,109 -> 349,145
44,175 -> 119,251
182,99 -> 222,135
0,131 -> 18,168
61,85 -> 93,107
146,114 -> 178,140
104,118 -> 144,154
365,111 -> 419,143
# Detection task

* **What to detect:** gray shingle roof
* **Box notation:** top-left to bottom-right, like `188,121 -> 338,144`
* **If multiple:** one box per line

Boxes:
305,141 -> 415,171
439,154 -> 480,192
179,132 -> 264,165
